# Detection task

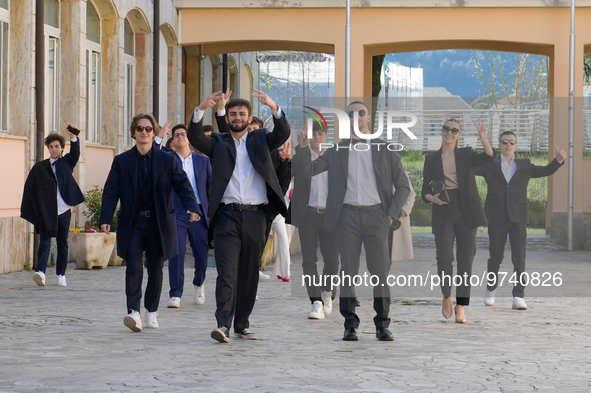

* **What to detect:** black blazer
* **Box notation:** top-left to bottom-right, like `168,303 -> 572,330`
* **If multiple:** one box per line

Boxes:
294,140 -> 411,232
289,147 -> 317,228
187,114 -> 291,221
21,138 -> 85,234
475,156 -> 563,225
99,146 -> 200,260
421,147 -> 494,235
215,113 -> 291,195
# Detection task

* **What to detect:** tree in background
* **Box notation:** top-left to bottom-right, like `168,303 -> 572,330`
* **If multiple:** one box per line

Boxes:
471,51 -> 548,108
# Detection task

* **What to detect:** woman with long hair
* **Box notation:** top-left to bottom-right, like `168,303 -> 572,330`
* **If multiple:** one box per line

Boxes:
421,118 -> 494,323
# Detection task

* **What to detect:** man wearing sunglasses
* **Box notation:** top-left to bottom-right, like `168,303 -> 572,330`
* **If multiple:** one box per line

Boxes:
476,131 -> 566,310
296,101 -> 411,341
100,114 -> 201,332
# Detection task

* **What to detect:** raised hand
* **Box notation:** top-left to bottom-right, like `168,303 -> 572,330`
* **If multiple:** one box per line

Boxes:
199,91 -> 222,111
253,89 -> 278,111
158,120 -> 172,139
218,88 -> 232,112
472,117 -> 487,140
555,146 -> 567,162
280,142 -> 291,161
65,121 -> 81,138
298,130 -> 309,148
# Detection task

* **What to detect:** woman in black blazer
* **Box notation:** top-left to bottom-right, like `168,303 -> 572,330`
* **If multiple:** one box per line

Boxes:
421,118 -> 494,323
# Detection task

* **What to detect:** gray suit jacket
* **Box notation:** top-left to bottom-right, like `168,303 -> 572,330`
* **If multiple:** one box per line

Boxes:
294,139 -> 411,232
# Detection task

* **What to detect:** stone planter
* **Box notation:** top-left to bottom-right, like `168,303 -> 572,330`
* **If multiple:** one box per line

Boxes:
68,232 -> 116,269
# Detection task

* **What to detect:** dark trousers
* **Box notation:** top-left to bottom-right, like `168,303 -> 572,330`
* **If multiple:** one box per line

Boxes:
168,213 -> 209,298
433,189 -> 476,306
487,220 -> 527,298
213,206 -> 266,331
338,208 -> 392,329
299,209 -> 340,304
125,216 -> 165,313
37,210 -> 71,276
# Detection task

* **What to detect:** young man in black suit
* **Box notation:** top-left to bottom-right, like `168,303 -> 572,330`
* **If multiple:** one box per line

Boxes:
21,125 -> 85,287
296,101 -> 411,341
99,114 -> 201,332
187,90 -> 290,343
291,121 -> 340,320
477,131 -> 566,310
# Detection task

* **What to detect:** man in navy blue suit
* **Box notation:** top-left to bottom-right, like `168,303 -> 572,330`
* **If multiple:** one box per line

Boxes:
99,114 -> 201,332
162,124 -> 211,309
21,125 -> 85,287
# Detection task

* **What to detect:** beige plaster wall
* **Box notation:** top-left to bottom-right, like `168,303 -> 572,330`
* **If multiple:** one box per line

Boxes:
0,138 -> 27,217
84,146 -> 115,192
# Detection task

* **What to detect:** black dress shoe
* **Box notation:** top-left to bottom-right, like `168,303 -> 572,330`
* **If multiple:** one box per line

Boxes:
343,328 -> 358,341
376,327 -> 394,341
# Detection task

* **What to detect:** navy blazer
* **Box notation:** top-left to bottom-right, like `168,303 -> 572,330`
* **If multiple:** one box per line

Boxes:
162,147 -> 212,228
421,147 -> 495,234
187,114 -> 291,221
99,145 -> 200,260
476,156 -> 563,225
21,138 -> 85,234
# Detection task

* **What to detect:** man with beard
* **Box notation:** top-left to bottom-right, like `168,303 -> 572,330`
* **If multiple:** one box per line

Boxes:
187,90 -> 290,343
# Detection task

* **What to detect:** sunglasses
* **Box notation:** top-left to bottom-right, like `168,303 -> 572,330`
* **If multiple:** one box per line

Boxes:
500,139 -> 517,145
135,126 -> 153,133
174,132 -> 187,139
348,110 -> 367,117
442,126 -> 460,135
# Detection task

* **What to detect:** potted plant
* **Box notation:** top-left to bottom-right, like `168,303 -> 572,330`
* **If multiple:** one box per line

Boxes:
68,186 -> 119,269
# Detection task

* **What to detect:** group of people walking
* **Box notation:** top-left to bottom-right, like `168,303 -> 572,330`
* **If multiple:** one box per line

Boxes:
20,91 -> 566,342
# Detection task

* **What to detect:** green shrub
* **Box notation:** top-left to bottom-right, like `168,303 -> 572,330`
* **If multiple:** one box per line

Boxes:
83,185 -> 118,232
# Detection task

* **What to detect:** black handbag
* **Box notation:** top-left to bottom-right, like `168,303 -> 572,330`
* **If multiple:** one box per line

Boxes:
430,180 -> 449,203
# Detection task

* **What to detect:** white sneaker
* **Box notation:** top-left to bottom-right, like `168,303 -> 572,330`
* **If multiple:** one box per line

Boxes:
321,290 -> 333,315
57,275 -> 67,286
512,297 -> 528,310
167,297 -> 181,308
308,300 -> 325,319
483,289 -> 495,306
145,311 -> 159,328
194,285 -> 205,305
259,271 -> 270,281
33,271 -> 45,287
124,310 -> 142,332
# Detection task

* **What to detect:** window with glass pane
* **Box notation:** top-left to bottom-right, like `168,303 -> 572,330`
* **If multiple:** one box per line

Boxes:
44,0 -> 59,28
86,50 -> 101,143
124,19 -> 134,56
0,21 -> 8,131
124,62 -> 135,146
46,37 -> 59,134
0,0 -> 8,10
86,1 -> 100,44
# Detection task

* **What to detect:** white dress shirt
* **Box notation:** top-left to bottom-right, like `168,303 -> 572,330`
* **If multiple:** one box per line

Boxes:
501,154 -> 517,183
50,136 -> 77,215
308,149 -> 329,209
176,152 -> 201,204
221,132 -> 268,205
343,141 -> 381,206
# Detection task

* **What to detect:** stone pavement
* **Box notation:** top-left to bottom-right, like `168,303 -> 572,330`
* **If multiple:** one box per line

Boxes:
1,246 -> 590,392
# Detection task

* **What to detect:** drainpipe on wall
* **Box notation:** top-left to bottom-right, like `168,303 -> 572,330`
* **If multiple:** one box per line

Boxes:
222,54 -> 228,93
567,0 -> 575,250
345,0 -> 351,106
34,0 -> 45,268
153,0 -> 160,121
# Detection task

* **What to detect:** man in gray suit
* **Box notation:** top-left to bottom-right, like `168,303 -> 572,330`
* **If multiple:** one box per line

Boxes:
295,101 -> 410,341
